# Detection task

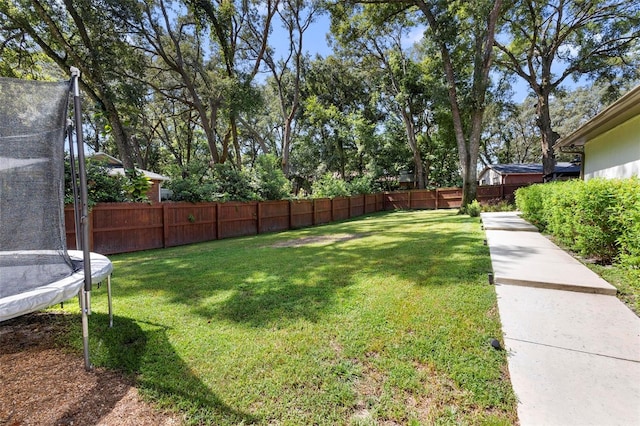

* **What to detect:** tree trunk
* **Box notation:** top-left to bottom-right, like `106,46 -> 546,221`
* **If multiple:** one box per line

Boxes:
100,97 -> 136,170
400,110 -> 425,189
281,104 -> 298,176
536,91 -> 558,178
414,0 -> 502,208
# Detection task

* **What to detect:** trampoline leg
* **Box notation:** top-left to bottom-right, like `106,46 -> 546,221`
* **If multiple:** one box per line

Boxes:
107,274 -> 113,328
79,289 -> 91,370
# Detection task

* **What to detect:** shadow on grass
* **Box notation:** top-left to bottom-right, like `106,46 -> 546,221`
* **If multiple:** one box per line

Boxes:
111,211 -> 490,328
84,312 -> 259,424
1,311 -> 256,425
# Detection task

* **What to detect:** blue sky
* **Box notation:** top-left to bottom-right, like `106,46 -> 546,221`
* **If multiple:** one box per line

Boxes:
268,12 -> 540,103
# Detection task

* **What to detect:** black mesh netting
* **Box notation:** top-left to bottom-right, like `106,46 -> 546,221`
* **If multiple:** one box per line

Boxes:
0,77 -> 75,299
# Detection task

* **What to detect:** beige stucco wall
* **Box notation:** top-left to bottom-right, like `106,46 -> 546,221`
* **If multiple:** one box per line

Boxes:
584,114 -> 640,180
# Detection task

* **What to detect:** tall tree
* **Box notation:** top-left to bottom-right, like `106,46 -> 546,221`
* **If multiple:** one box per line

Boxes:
412,0 -> 503,206
186,0 -> 279,167
0,0 -> 145,169
133,0 -> 228,165
297,55 -> 377,181
347,0 -> 503,205
494,0 -> 640,176
260,0 -> 319,176
329,3 -> 432,188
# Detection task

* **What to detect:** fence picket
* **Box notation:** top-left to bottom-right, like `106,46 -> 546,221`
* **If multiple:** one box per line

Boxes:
65,184 -> 522,255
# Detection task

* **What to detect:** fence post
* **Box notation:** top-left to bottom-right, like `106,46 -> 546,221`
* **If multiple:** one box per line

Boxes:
163,203 -> 169,248
408,190 -> 412,209
331,198 -> 335,222
435,189 -> 439,210
257,202 -> 262,234
288,200 -> 292,230
216,203 -> 221,240
312,199 -> 316,226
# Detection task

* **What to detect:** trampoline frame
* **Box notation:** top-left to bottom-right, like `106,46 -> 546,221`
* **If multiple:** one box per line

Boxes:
0,68 -> 113,370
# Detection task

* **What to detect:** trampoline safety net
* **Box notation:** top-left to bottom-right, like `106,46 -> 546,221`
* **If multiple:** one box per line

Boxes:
0,77 -> 75,299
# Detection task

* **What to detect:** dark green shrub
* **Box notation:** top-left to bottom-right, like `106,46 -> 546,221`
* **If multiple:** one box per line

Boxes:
515,184 -> 547,230
252,154 -> 292,200
65,158 -> 126,206
466,200 -> 482,217
347,175 -> 377,195
166,177 -> 216,203
211,163 -> 258,202
311,173 -> 349,198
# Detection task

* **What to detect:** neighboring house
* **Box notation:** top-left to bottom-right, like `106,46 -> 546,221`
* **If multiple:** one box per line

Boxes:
90,152 -> 170,203
478,162 -> 580,186
554,85 -> 640,180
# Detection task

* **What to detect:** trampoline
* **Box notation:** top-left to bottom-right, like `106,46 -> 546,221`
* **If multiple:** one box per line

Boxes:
0,69 -> 113,369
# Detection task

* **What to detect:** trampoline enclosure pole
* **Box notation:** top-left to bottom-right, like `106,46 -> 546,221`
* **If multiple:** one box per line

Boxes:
71,67 -> 92,370
67,119 -> 81,250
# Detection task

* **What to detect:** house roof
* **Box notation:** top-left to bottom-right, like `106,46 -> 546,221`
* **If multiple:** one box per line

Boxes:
89,152 -> 170,182
487,163 -> 543,175
480,162 -> 580,177
554,84 -> 640,149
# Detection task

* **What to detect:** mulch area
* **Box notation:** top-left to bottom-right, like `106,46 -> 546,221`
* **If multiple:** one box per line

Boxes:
0,313 -> 181,426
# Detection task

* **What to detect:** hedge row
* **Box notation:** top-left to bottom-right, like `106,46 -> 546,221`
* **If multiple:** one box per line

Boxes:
515,178 -> 640,267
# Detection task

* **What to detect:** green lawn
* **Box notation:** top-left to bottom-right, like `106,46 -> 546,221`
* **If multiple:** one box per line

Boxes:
61,210 -> 517,425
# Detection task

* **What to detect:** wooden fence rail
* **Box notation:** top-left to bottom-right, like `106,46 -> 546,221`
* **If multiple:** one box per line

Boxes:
65,185 -> 523,255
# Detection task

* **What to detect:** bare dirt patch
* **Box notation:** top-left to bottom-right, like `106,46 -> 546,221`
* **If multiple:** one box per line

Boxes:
0,313 -> 181,426
270,233 -> 368,248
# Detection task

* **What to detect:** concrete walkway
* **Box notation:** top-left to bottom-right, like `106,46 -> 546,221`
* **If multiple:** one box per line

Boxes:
481,212 -> 640,426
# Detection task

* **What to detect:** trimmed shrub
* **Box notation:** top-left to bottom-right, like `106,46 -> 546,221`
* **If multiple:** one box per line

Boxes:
606,178 -> 640,268
573,179 -> 620,262
515,183 -> 548,230
516,178 -> 640,265
543,180 -> 579,247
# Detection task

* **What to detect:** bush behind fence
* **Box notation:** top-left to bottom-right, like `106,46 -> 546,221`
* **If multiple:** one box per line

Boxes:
66,185 -> 522,255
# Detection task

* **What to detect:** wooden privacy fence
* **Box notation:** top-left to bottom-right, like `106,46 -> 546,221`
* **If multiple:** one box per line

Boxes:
65,184 -> 523,255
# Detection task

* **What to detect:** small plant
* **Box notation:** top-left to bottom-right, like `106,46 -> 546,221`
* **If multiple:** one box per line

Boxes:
483,199 -> 516,212
467,199 -> 482,217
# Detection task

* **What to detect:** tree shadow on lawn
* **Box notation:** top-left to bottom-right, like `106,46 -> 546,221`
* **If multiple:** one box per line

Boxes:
113,211 -> 490,328
86,312 -> 259,424
0,311 -> 257,425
